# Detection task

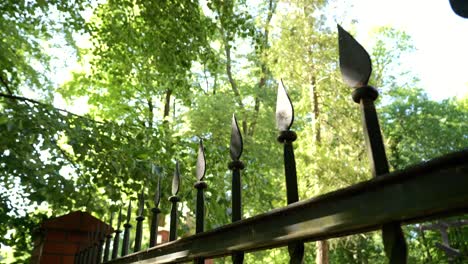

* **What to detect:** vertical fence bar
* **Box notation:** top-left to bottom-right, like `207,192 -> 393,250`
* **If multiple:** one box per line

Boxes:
194,140 -> 207,264
103,213 -> 114,262
337,24 -> 407,264
229,114 -> 245,264
134,191 -> 145,252
121,200 -> 132,257
88,231 -> 96,264
150,174 -> 161,247
276,80 -> 304,264
169,161 -> 181,241
97,224 -> 105,264
112,207 -> 123,259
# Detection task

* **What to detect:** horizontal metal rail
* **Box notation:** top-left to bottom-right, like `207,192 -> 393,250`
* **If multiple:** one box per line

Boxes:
107,149 -> 468,264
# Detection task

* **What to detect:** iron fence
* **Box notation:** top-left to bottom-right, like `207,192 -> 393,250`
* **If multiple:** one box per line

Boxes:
74,25 -> 468,264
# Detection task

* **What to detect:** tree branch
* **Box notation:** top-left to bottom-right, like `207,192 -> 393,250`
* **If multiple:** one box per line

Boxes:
0,76 -> 13,95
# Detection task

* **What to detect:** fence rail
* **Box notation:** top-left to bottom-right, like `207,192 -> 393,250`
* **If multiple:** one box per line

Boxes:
104,150 -> 468,263
73,25 -> 468,264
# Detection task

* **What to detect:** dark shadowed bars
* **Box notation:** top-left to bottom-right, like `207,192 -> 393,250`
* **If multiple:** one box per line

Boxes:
104,150 -> 468,264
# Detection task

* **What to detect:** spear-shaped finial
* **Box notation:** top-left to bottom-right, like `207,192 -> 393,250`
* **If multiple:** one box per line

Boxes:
137,190 -> 144,217
337,24 -> 407,264
337,25 -> 372,88
196,140 -> 206,181
172,161 -> 180,196
153,167 -> 161,208
117,206 -> 123,230
169,161 -> 181,241
230,114 -> 243,161
276,79 -> 294,131
125,200 -> 132,223
229,114 -> 245,264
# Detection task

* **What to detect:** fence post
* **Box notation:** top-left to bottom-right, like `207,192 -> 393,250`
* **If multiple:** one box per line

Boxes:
88,231 -> 97,264
111,206 -> 122,259
103,212 -> 114,262
150,174 -> 161,247
229,114 -> 245,264
96,223 -> 105,264
276,80 -> 304,264
337,24 -> 407,264
194,140 -> 207,264
169,161 -> 181,241
121,200 -> 132,256
134,191 -> 145,252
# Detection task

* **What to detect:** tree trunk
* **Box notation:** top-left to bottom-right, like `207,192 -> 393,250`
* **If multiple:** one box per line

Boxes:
147,98 -> 154,128
163,89 -> 172,119
316,240 -> 329,264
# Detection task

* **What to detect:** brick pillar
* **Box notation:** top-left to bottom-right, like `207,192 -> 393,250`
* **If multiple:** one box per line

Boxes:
31,211 -> 112,264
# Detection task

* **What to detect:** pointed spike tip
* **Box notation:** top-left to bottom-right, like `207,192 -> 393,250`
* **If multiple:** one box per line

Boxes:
154,174 -> 161,207
126,200 -> 132,223
117,206 -> 123,229
230,114 -> 243,161
337,24 -> 372,88
196,139 -> 206,181
138,190 -> 145,216
172,161 -> 180,195
276,80 -> 294,131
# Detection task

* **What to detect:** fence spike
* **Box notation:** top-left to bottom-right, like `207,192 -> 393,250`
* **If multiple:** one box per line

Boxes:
169,161 -> 181,241
276,79 -> 294,131
111,206 -> 122,259
121,200 -> 132,256
337,24 -> 372,88
150,173 -> 161,247
194,140 -> 208,264
103,212 -> 114,262
338,24 -> 407,264
229,114 -> 245,264
134,190 -> 145,252
276,80 -> 304,264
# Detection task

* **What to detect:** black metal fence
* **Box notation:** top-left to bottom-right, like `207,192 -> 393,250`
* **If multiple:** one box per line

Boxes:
74,26 -> 468,264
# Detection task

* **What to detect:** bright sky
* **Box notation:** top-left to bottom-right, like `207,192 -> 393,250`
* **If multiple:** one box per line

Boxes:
341,0 -> 468,100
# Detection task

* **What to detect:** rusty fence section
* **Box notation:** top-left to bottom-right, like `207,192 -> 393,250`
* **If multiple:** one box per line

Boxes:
74,26 -> 468,264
